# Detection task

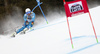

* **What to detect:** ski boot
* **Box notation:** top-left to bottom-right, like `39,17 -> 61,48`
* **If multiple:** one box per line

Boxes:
11,32 -> 17,37
21,28 -> 29,34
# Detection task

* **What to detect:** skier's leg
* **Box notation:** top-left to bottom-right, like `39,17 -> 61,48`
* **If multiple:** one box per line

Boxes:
11,26 -> 26,37
29,21 -> 34,30
31,21 -> 34,27
11,21 -> 28,37
16,26 -> 26,34
16,21 -> 28,34
22,21 -> 30,33
26,22 -> 32,29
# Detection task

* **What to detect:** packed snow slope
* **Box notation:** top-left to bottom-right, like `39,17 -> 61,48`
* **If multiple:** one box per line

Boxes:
0,6 -> 100,54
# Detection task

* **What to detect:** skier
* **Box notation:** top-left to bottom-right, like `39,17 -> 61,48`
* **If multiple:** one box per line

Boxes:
11,8 -> 35,37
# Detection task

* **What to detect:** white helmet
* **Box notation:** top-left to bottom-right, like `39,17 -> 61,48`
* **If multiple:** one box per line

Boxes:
25,8 -> 31,12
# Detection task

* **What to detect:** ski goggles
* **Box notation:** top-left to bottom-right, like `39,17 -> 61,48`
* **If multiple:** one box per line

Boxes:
26,11 -> 31,14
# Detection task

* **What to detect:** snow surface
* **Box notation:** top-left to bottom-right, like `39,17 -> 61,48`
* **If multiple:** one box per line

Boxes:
0,6 -> 100,54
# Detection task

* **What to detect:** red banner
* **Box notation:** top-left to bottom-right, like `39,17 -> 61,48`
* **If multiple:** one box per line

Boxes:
63,0 -> 89,17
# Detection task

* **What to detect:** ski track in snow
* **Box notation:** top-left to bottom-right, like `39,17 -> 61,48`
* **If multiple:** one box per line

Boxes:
0,6 -> 100,54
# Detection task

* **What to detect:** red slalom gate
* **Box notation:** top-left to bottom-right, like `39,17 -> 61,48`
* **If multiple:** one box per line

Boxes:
63,0 -> 98,48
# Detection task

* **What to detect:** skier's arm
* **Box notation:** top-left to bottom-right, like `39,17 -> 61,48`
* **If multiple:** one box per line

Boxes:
23,14 -> 27,21
31,12 -> 35,22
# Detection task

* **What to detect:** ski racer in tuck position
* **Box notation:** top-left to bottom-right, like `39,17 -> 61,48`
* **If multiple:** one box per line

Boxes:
11,8 -> 35,37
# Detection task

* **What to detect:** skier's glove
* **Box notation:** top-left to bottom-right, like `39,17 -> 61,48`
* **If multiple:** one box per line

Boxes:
31,22 -> 34,25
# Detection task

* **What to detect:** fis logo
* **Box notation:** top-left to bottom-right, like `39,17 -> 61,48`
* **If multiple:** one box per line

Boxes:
70,4 -> 83,13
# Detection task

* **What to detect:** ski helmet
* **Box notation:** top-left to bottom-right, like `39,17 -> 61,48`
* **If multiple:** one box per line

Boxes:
25,8 -> 31,13
25,8 -> 31,14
